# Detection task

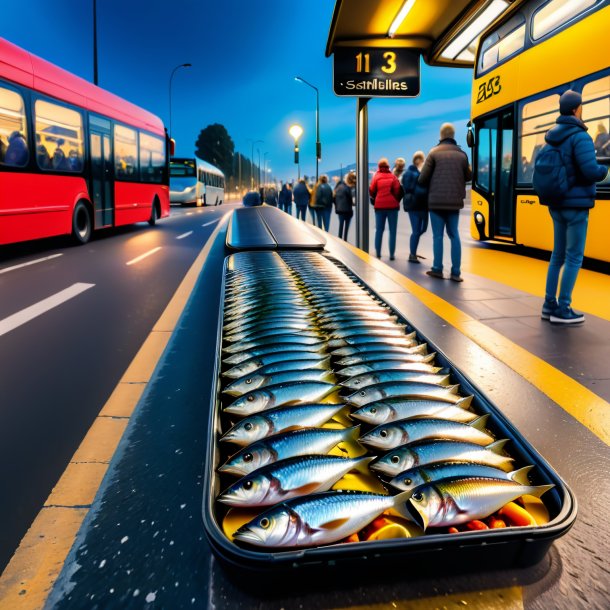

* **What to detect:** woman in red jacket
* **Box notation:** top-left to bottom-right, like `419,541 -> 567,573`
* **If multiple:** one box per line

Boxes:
369,158 -> 403,260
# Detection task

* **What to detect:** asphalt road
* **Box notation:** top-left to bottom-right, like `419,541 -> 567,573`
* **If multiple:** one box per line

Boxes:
0,202 -> 238,573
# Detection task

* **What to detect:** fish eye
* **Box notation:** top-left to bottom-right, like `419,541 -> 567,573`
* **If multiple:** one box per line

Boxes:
243,480 -> 253,490
360,391 -> 366,396
247,395 -> 255,402
354,380 -> 361,385
412,492 -> 424,502
370,407 -> 377,414
380,430 -> 388,438
244,423 -> 253,431
403,478 -> 412,485
245,379 -> 253,384
391,455 -> 400,464
243,453 -> 253,462
260,518 -> 270,529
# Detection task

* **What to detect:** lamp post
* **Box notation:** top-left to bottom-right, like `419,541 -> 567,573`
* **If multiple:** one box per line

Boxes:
289,124 -> 303,181
295,76 -> 320,182
169,63 -> 191,140
263,152 -> 270,186
247,138 -> 263,189
257,148 -> 262,189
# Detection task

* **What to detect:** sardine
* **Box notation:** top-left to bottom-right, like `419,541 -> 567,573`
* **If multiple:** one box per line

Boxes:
370,439 -> 514,477
223,342 -> 327,366
350,397 -> 475,425
337,361 -> 441,378
218,426 -> 360,476
332,343 -> 428,358
223,369 -> 336,397
328,332 -> 417,349
340,370 -> 450,390
360,415 -> 493,450
220,403 -> 346,446
223,333 -> 325,354
224,381 -> 340,416
223,352 -> 328,378
336,350 -> 435,367
407,477 -> 554,530
320,311 -> 397,323
234,489 -> 413,548
225,323 -> 317,343
218,455 -> 374,507
389,464 -> 534,493
232,357 -> 331,379
346,381 -> 463,407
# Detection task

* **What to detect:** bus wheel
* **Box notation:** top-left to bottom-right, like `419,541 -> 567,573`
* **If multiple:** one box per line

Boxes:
72,201 -> 92,244
148,201 -> 159,226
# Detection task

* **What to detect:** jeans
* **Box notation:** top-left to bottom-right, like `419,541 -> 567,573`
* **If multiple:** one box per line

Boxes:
374,208 -> 399,257
408,210 -> 428,256
314,208 -> 324,229
279,202 -> 292,215
545,207 -> 589,309
429,210 -> 461,276
308,206 -> 316,224
337,212 -> 352,240
321,207 -> 332,231
295,205 -> 307,221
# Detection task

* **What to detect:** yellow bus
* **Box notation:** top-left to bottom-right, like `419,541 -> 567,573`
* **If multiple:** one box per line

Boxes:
468,0 -> 610,263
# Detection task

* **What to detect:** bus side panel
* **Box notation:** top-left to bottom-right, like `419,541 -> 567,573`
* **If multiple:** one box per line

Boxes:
158,185 -> 170,218
0,173 -> 85,245
114,182 -> 153,225
470,188 -> 490,241
515,196 -> 553,252
584,203 -> 610,262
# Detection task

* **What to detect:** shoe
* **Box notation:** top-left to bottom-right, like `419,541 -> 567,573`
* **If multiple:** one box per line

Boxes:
426,270 -> 445,279
449,274 -> 464,283
390,255 -> 395,261
541,299 -> 558,320
376,252 -> 381,259
408,254 -> 420,264
550,307 -> 585,324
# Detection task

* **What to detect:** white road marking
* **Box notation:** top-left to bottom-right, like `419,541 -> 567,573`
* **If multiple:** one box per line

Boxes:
0,283 -> 95,337
176,231 -> 193,240
126,247 -> 162,266
202,219 -> 220,227
0,253 -> 63,275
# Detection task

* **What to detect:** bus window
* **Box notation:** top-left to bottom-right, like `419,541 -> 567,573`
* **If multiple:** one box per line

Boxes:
582,75 -> 610,162
139,132 -> 165,183
518,93 -> 559,183
0,87 -> 28,167
114,124 -> 138,179
35,100 -> 83,172
532,0 -> 597,40
478,15 -> 526,75
475,119 -> 495,193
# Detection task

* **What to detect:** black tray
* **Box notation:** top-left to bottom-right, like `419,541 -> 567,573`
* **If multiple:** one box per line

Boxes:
202,251 -> 577,576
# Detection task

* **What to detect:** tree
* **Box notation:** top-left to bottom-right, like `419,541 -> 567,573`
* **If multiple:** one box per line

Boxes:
194,124 -> 235,178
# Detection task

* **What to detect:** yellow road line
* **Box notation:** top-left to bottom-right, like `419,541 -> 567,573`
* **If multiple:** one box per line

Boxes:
0,214 -> 229,610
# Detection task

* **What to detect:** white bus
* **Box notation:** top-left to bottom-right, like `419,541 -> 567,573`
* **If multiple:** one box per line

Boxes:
169,157 -> 225,206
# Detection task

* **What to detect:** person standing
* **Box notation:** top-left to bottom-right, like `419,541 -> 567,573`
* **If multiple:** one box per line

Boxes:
264,185 -> 278,206
535,90 -> 608,324
418,123 -> 472,281
278,183 -> 293,215
314,175 -> 333,231
292,178 -> 310,221
402,150 -> 428,263
369,158 -> 402,260
334,171 -> 355,241
393,157 -> 406,182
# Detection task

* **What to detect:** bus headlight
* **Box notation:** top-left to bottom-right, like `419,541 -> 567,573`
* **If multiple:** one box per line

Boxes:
474,212 -> 484,225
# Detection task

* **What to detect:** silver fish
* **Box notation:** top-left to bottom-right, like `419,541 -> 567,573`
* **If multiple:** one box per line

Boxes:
320,311 -> 397,323
350,397 -> 475,425
223,333 -> 324,354
223,352 -> 328,378
223,342 -> 327,365
332,343 -> 428,358
347,381 -> 463,407
220,403 -> 346,446
224,310 -> 315,330
370,439 -> 514,477
234,489 -> 413,548
407,477 -> 554,530
336,350 -> 435,367
218,455 -> 374,507
337,361 -> 441,378
223,369 -> 335,397
233,357 -> 331,379
327,332 -> 416,349
224,381 -> 340,416
360,415 -> 493,450
389,464 -> 534,493
225,323 -> 317,343
340,370 -> 450,390
325,321 -> 408,334
218,426 -> 360,476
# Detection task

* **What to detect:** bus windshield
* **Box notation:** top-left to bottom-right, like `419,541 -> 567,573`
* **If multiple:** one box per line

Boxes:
170,159 -> 196,177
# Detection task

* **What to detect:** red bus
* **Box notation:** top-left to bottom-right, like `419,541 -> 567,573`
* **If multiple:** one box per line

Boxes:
0,37 -> 170,245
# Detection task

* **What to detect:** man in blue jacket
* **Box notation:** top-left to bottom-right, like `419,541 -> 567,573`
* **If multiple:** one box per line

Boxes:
540,90 -> 608,324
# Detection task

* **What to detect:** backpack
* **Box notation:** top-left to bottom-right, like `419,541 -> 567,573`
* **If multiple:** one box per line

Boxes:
532,144 -> 572,206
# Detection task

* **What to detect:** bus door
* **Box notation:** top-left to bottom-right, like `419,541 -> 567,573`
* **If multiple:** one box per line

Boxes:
476,109 -> 515,240
89,116 -> 114,227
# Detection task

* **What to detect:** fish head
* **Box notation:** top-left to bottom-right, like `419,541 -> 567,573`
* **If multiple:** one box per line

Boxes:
370,447 -> 415,477
223,374 -> 265,397
218,445 -> 274,476
407,485 -> 443,532
341,373 -> 379,390
347,386 -> 384,407
350,403 -> 393,425
389,469 -> 427,493
360,424 -> 405,450
224,389 -> 272,416
223,359 -> 260,379
217,473 -> 272,507
220,415 -> 270,446
234,506 -> 296,547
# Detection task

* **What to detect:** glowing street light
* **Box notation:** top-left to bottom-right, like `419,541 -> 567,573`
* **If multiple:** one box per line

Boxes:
289,124 -> 303,180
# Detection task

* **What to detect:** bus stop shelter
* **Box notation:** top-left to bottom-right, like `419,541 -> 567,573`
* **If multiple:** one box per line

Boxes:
325,0 -> 518,250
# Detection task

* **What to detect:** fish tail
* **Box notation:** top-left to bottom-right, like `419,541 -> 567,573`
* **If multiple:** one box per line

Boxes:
437,374 -> 452,386
405,331 -> 417,340
422,352 -> 436,363
314,356 -> 332,370
509,465 -> 535,485
336,425 -> 364,456
456,395 -> 474,409
353,455 -> 375,474
528,483 -> 555,498
447,384 -> 460,395
321,371 -> 337,384
470,413 -> 491,431
487,439 -> 510,454
391,490 -> 417,522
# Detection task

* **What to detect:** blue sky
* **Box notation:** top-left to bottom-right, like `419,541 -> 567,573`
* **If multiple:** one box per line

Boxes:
1,0 -> 473,182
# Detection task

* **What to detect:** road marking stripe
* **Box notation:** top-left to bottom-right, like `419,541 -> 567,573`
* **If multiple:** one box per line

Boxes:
176,231 -> 193,240
0,283 -> 94,338
202,219 -> 220,227
0,213 -> 230,608
125,246 -> 162,266
0,253 -> 63,275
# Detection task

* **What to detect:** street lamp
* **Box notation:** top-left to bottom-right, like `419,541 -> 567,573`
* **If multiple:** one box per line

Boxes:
295,76 -> 320,182
263,152 -> 270,186
169,63 -> 191,140
247,138 -> 263,189
289,124 -> 303,181
257,148 -> 262,189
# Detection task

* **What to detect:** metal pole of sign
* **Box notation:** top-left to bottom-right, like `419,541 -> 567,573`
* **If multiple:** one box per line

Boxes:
356,97 -> 370,252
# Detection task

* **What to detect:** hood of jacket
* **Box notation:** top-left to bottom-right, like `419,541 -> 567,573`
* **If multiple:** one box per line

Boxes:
546,115 -> 588,146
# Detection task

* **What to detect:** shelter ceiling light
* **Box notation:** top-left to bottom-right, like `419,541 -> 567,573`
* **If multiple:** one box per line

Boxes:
388,0 -> 417,38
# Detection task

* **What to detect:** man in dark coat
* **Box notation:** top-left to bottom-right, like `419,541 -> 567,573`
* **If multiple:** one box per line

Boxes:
418,123 -> 472,281
292,178 -> 310,221
539,90 -> 608,324
278,183 -> 293,215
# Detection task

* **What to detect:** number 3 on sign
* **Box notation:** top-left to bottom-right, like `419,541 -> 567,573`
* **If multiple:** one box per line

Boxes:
355,51 -> 397,74
381,51 -> 397,74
